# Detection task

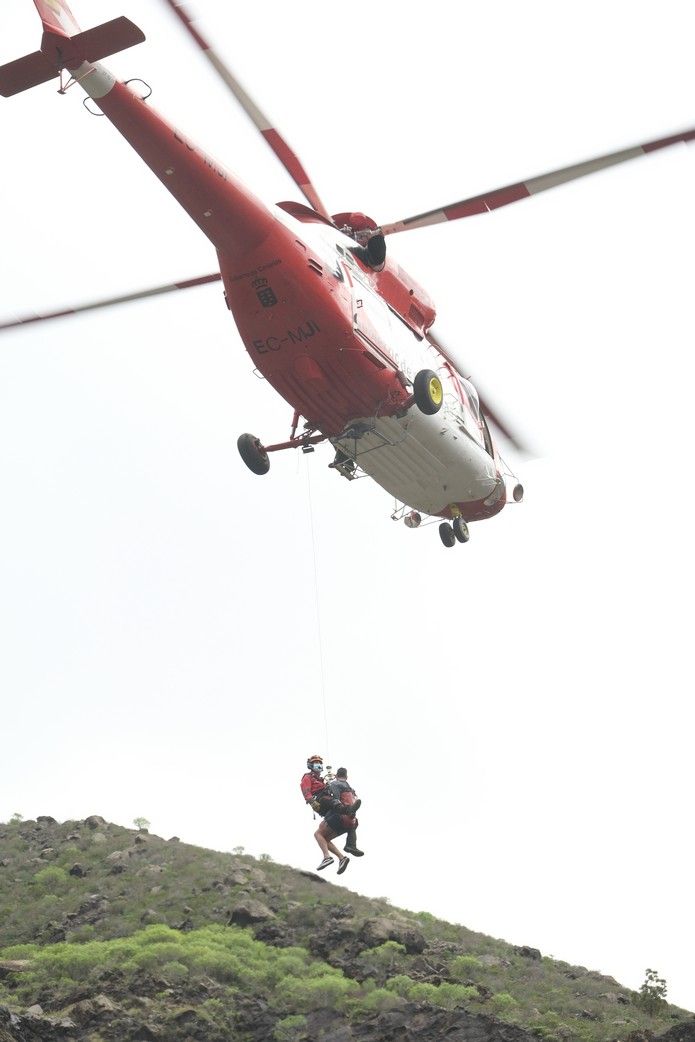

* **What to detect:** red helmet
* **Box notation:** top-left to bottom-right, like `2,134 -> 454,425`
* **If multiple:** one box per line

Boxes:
307,754 -> 323,772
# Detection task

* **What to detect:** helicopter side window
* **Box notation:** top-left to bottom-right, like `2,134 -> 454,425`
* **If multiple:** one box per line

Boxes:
461,378 -> 481,420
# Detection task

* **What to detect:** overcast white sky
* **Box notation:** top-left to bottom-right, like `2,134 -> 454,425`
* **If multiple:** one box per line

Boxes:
1,0 -> 694,1013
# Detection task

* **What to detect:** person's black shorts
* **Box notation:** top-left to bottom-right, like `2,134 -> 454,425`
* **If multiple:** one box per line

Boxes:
324,812 -> 347,837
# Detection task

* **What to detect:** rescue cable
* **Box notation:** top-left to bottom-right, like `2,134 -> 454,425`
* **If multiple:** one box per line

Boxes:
305,455 -> 330,756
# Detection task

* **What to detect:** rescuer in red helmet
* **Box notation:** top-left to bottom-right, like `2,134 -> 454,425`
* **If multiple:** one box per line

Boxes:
300,755 -> 361,874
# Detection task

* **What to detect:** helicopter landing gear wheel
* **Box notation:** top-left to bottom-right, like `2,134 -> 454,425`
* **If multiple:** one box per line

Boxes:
453,517 -> 469,543
413,369 -> 443,415
439,522 -> 456,548
237,433 -> 270,475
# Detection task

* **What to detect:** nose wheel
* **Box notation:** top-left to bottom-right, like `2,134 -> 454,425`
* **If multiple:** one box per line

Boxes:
439,517 -> 470,547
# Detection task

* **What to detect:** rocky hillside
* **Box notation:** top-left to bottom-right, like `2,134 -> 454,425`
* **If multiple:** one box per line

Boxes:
0,816 -> 692,1042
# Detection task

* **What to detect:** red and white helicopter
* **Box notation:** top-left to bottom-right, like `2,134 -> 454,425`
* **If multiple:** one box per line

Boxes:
1,0 -> 692,547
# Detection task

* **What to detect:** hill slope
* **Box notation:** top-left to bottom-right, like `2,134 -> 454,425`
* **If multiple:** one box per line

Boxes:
0,816 -> 691,1042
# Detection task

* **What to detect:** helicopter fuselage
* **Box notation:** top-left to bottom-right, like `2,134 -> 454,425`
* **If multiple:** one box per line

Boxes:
219,209 -> 506,521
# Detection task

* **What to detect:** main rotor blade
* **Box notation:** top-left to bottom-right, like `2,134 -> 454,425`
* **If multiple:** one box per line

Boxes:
161,0 -> 331,222
429,329 -> 531,456
0,273 -> 221,334
381,127 -> 695,236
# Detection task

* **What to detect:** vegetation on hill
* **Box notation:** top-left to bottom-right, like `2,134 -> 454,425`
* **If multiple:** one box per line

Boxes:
0,816 -> 691,1042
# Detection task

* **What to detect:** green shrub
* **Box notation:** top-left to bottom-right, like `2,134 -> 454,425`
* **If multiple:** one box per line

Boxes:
384,974 -> 413,998
200,997 -> 234,1025
491,992 -> 518,1012
37,895 -> 61,913
139,925 -> 180,945
67,925 -> 96,943
636,968 -> 668,1014
33,942 -> 104,981
129,942 -> 188,970
414,911 -> 437,924
161,960 -> 189,982
32,866 -> 70,893
189,948 -> 244,983
451,954 -> 481,979
272,954 -> 308,980
385,976 -> 475,1010
357,988 -> 406,1012
273,1013 -> 308,1041
357,941 -> 408,980
433,983 -> 477,1009
274,975 -> 357,1012
0,944 -> 38,959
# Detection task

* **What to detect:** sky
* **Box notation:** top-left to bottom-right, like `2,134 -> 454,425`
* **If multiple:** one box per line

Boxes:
1,0 -> 694,1013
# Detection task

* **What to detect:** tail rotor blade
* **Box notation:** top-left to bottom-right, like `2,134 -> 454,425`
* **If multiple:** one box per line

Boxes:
161,0 -> 331,222
381,127 -> 695,236
0,273 -> 221,334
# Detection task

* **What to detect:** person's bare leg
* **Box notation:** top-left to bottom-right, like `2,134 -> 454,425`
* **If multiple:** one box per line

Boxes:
314,828 -> 330,857
319,823 -> 344,860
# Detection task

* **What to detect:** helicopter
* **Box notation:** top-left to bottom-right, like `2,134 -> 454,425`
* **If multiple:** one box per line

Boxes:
1,1 -> 692,547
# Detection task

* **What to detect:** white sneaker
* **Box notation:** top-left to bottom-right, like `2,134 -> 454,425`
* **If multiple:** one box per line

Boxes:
317,856 -> 334,871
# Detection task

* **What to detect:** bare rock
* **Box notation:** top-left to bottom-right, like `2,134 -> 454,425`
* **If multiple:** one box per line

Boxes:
657,1024 -> 695,1042
254,921 -> 293,946
297,869 -> 326,882
173,917 -> 194,932
515,945 -> 542,960
69,863 -> 87,877
249,867 -> 269,883
359,915 -> 426,954
85,815 -> 106,829
36,816 -> 57,826
479,954 -> 512,968
140,909 -> 164,924
66,994 -> 119,1023
43,921 -> 66,943
229,899 -> 275,926
0,960 -> 30,978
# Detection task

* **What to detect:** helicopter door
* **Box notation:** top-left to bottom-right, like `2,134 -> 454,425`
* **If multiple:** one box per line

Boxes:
352,283 -> 399,371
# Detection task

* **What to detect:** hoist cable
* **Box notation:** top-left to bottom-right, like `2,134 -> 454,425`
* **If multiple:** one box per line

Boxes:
305,457 -> 330,756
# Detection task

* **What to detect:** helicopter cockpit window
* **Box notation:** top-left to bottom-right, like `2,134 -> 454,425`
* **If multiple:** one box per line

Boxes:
461,377 -> 481,420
